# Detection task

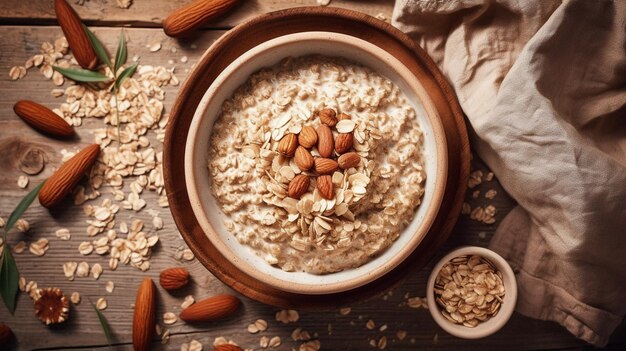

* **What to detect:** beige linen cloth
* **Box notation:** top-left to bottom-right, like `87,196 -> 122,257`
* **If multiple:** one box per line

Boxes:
392,0 -> 626,346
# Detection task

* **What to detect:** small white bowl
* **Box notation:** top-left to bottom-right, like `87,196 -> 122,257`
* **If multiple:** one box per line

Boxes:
426,246 -> 517,338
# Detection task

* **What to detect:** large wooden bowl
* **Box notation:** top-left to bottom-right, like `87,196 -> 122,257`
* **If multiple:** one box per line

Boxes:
164,7 -> 470,308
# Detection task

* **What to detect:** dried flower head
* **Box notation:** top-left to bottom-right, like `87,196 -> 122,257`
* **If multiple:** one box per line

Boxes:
34,287 -> 70,325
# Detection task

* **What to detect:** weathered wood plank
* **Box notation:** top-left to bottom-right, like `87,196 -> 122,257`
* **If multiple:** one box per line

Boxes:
0,25 -> 623,350
0,0 -> 394,28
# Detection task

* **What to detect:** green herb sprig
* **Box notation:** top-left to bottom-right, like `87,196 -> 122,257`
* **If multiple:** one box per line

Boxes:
0,182 -> 45,313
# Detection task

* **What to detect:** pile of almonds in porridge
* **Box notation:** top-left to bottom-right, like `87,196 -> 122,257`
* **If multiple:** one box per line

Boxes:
208,55 -> 426,274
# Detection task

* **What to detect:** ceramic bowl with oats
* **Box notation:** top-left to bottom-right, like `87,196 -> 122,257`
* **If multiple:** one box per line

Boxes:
426,246 -> 518,338
184,31 -> 448,294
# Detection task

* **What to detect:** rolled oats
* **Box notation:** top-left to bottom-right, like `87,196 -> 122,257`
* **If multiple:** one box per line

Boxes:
208,56 -> 426,273
17,175 -> 29,188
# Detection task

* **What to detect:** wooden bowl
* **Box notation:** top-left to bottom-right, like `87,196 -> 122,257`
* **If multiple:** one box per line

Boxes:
185,31 -> 448,294
164,7 -> 470,308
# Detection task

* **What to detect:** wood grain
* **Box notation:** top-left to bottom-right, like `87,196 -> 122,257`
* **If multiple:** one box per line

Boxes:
0,21 -> 624,351
0,0 -> 394,28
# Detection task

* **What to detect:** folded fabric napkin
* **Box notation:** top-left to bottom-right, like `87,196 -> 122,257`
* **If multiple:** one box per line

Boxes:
392,0 -> 626,346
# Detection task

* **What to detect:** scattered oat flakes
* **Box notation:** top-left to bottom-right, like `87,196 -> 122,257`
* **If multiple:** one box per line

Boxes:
375,13 -> 388,21
13,241 -> 26,254
407,296 -> 425,309
15,218 -> 30,233
55,228 -> 71,240
396,330 -> 407,340
71,292 -> 81,304
116,0 -> 133,9
79,241 -> 94,255
9,66 -> 27,80
96,297 -> 107,310
268,336 -> 281,348
63,261 -> 78,280
248,319 -> 268,333
299,340 -> 321,351
485,189 -> 498,199
379,324 -> 387,332
485,172 -> 494,181
377,336 -> 387,349
461,202 -> 471,215
339,307 -> 351,315
472,190 -> 480,199
181,248 -> 195,261
105,281 -> 115,293
365,319 -> 375,330
276,309 -> 299,324
181,295 -> 195,309
316,0 -> 331,6
19,277 -> 26,291
180,56 -> 188,63
468,170 -> 483,188
51,88 -> 65,97
17,175 -> 29,188
29,238 -> 49,256
92,263 -> 103,279
163,312 -> 177,325
149,42 -> 162,52
76,261 -> 90,277
259,336 -> 269,348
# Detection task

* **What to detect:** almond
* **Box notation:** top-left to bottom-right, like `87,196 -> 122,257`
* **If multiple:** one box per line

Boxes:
163,0 -> 240,38
294,146 -> 314,171
214,345 -> 244,351
298,125 -> 317,148
14,100 -> 75,139
133,278 -> 156,351
288,174 -> 310,199
338,112 -> 351,121
317,175 -> 334,200
278,133 -> 298,157
316,125 -> 334,158
338,152 -> 361,170
318,108 -> 338,127
179,294 -> 241,323
54,0 -> 97,70
159,267 -> 190,291
39,144 -> 100,208
314,158 -> 338,175
0,323 -> 14,346
335,133 -> 353,154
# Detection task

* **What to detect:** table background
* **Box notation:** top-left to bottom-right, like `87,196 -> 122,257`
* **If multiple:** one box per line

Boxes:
0,1 -> 623,350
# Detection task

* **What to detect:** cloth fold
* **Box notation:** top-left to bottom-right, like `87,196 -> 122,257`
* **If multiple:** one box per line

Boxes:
393,0 -> 626,346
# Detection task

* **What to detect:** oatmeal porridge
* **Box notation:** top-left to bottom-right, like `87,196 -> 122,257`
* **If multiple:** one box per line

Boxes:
208,55 -> 426,274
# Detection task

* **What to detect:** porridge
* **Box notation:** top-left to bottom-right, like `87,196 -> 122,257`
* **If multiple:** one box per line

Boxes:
208,55 -> 426,274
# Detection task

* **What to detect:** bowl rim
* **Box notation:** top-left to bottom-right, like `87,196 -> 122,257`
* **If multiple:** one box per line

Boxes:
426,246 -> 518,339
163,6 -> 471,308
185,31 -> 449,294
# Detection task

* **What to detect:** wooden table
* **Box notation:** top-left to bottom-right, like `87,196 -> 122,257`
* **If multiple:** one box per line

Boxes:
0,1 -> 623,350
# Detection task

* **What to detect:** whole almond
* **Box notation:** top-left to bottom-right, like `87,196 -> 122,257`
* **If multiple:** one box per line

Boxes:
294,146 -> 314,171
288,174 -> 310,199
180,294 -> 241,323
14,100 -> 75,139
318,108 -> 338,127
317,175 -> 334,200
159,267 -> 190,291
133,278 -> 156,351
338,152 -> 361,170
54,0 -> 97,70
334,133 -> 353,154
214,345 -> 244,351
316,125 -> 334,158
39,144 -> 100,208
163,0 -> 240,37
298,125 -> 317,148
0,323 -> 14,346
278,133 -> 298,157
314,158 -> 338,175
338,112 -> 351,121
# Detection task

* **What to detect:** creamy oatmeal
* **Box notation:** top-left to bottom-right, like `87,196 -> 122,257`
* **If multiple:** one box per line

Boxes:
208,55 -> 426,274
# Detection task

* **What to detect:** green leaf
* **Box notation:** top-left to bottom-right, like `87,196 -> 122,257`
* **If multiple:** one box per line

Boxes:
52,66 -> 112,83
83,24 -> 112,69
90,300 -> 113,346
115,62 -> 138,89
5,181 -> 45,234
0,245 -> 20,314
114,30 -> 127,73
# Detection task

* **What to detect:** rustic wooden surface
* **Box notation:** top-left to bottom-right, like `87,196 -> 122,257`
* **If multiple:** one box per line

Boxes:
0,1 -> 624,351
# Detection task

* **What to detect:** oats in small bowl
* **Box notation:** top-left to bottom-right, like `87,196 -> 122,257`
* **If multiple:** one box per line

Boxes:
426,246 -> 517,338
